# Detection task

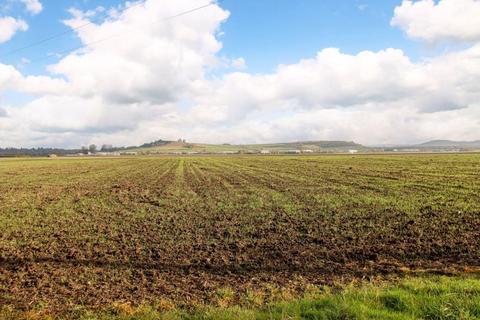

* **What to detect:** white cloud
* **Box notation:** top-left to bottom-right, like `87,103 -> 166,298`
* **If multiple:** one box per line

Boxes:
20,0 -> 43,15
0,62 -> 68,95
0,16 -> 28,43
0,0 -> 479,148
231,57 -> 246,70
391,0 -> 480,43
180,105 -> 480,146
190,45 -> 480,124
47,0 -> 229,105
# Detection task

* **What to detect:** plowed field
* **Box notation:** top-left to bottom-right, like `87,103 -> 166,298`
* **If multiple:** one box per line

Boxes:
1,154 -> 480,315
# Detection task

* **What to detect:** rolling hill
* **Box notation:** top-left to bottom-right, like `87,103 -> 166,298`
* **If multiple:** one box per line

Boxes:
417,140 -> 480,148
128,140 -> 365,154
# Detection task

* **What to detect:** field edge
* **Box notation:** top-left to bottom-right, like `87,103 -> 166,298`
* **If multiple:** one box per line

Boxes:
2,274 -> 480,320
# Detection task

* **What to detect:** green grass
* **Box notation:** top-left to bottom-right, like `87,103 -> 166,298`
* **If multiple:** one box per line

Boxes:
3,275 -> 479,319
82,275 -> 480,320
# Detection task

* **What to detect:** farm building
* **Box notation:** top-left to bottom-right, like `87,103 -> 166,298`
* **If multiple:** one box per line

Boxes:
96,152 -> 121,156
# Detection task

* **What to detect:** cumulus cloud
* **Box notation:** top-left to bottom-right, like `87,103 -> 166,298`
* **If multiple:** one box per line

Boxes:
0,16 -> 28,43
0,62 -> 68,95
20,0 -> 43,15
391,0 -> 480,43
48,0 -> 229,105
0,0 -> 479,148
189,45 -> 480,127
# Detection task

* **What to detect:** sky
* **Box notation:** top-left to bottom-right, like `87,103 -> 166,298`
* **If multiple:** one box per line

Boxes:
0,0 -> 479,148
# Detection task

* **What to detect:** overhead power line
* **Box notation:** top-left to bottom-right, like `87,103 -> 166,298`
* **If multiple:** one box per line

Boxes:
25,1 -> 216,64
164,2 -> 215,21
1,0 -> 217,61
0,1 -> 148,59
0,21 -> 92,59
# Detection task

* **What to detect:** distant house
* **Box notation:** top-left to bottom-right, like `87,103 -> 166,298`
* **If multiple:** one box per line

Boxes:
284,150 -> 301,154
302,149 -> 314,153
348,149 -> 359,154
49,154 -> 58,158
260,150 -> 271,154
96,152 -> 121,156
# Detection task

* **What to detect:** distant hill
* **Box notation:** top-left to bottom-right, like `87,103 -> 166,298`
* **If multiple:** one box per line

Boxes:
417,140 -> 480,148
129,140 -> 365,154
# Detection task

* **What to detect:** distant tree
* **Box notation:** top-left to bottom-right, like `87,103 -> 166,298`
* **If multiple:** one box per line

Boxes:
0,147 -> 81,157
139,139 -> 171,148
89,144 -> 97,154
81,146 -> 89,155
101,144 -> 113,152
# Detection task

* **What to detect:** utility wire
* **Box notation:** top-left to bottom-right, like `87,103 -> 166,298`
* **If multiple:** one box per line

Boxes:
0,21 -> 91,59
23,1 -> 216,64
163,2 -> 214,21
0,1 -> 147,59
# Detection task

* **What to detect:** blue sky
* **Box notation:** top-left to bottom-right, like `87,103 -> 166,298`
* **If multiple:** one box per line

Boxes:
1,0 -> 419,75
1,0 -> 479,147
219,0 -> 422,72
